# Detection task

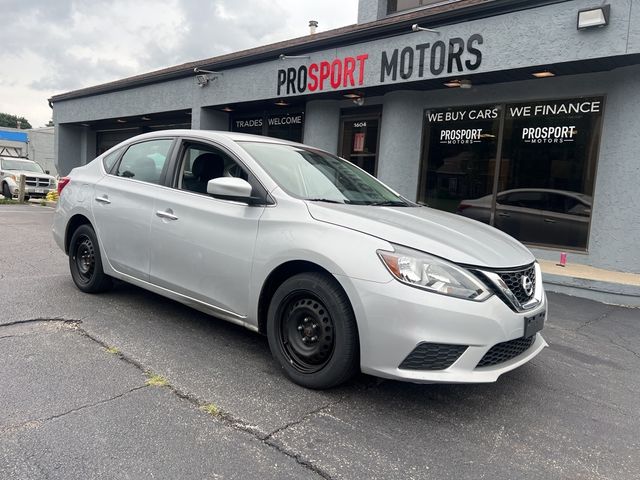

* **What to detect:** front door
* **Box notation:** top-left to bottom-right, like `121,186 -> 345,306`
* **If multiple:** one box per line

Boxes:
149,140 -> 265,317
339,113 -> 381,176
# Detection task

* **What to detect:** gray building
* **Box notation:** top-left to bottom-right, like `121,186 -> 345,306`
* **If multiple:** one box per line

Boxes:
50,0 -> 640,294
0,126 -> 56,176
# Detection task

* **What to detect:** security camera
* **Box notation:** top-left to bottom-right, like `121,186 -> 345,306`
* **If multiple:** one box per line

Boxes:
195,74 -> 209,87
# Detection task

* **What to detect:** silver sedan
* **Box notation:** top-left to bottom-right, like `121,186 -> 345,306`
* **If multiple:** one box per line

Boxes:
52,130 -> 547,389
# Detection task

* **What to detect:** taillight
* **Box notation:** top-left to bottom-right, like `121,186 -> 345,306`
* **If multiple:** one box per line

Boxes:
58,177 -> 71,195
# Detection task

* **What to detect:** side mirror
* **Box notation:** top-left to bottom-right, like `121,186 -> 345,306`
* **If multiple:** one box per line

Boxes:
207,177 -> 261,205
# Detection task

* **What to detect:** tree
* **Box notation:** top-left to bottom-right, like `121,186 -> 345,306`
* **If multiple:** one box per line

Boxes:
46,120 -> 54,127
0,112 -> 32,129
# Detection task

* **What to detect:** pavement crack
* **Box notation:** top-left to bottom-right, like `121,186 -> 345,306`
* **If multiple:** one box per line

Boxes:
575,308 -> 615,332
47,320 -> 334,478
264,397 -> 346,440
263,438 -> 334,479
1,385 -> 147,434
0,317 -> 74,329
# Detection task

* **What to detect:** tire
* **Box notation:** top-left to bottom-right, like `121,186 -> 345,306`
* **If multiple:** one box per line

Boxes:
68,224 -> 113,293
267,272 -> 359,389
2,182 -> 11,199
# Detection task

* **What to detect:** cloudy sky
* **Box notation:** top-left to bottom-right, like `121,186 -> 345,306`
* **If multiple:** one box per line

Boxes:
0,0 -> 358,128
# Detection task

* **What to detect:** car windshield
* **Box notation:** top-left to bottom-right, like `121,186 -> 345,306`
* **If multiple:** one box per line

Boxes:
238,142 -> 409,206
1,159 -> 44,173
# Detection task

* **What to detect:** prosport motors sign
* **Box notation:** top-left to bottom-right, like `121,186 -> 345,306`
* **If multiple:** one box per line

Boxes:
277,34 -> 483,96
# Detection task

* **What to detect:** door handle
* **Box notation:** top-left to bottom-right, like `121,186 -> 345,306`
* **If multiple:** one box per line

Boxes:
95,195 -> 111,204
156,210 -> 178,221
497,213 -> 510,217
544,218 -> 556,223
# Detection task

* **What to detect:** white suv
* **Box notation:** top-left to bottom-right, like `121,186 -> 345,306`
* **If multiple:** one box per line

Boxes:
0,157 -> 57,199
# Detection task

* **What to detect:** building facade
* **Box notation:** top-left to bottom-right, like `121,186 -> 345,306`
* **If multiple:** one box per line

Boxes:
51,0 -> 640,283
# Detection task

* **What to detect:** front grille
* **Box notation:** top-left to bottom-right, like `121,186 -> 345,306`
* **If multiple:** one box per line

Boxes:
25,176 -> 50,187
477,336 -> 535,368
399,343 -> 467,370
497,264 -> 536,305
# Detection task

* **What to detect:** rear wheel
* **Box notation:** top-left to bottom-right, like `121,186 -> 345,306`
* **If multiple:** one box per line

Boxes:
69,224 -> 112,293
267,272 -> 359,389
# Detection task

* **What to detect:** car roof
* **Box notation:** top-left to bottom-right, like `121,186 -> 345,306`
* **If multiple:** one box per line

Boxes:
499,188 -> 592,202
123,129 -> 305,148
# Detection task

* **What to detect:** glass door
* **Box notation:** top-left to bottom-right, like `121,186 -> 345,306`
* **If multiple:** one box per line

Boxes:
339,112 -> 381,176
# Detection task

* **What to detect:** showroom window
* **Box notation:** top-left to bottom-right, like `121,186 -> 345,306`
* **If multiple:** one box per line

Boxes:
418,97 -> 604,250
231,110 -> 304,142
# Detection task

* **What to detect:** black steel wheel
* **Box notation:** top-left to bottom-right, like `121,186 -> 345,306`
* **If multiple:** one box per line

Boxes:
267,272 -> 359,389
69,224 -> 112,293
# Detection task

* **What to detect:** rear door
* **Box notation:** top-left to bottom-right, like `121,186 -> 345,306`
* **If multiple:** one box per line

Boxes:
148,139 -> 266,317
92,137 -> 175,280
494,191 -> 547,244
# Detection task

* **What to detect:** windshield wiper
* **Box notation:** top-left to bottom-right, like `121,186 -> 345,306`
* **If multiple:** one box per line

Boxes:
306,198 -> 348,204
367,200 -> 410,207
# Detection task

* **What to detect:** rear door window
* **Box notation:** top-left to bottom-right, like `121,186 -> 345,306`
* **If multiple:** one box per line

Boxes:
115,139 -> 173,185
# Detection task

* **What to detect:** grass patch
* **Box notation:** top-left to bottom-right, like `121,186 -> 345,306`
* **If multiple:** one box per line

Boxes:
104,345 -> 120,355
200,403 -> 220,416
145,373 -> 169,387
0,199 -> 19,205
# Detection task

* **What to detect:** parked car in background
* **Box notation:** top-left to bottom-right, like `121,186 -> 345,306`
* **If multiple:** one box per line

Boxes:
53,130 -> 547,389
0,157 -> 57,200
457,189 -> 592,249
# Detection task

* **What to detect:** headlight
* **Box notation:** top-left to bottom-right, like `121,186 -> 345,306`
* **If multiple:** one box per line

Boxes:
377,244 -> 492,301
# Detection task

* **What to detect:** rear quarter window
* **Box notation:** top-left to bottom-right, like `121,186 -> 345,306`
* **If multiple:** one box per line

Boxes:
102,148 -> 123,174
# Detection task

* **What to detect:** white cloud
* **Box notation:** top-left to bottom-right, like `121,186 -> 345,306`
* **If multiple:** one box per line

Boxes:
0,0 -> 358,128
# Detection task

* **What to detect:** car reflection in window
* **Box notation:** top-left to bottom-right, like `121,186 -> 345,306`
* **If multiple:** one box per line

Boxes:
457,188 -> 592,249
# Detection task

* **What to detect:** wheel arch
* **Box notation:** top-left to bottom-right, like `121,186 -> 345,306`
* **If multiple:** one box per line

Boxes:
65,214 -> 93,254
257,260 -> 352,335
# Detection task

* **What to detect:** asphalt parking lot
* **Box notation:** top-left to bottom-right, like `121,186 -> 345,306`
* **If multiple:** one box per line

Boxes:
1,204 -> 638,479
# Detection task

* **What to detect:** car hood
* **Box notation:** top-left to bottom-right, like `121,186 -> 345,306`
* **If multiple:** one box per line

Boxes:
306,203 -> 535,268
4,170 -> 54,180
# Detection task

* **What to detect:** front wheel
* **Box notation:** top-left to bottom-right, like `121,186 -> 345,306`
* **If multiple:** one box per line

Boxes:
68,224 -> 112,293
2,182 -> 12,199
267,272 -> 359,389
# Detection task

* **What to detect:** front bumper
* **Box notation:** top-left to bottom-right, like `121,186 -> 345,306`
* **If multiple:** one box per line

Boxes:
338,275 -> 548,384
3,180 -> 55,198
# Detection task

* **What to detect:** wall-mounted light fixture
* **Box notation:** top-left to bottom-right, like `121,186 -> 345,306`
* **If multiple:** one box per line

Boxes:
193,67 -> 224,87
532,71 -> 556,78
443,79 -> 472,89
141,116 -> 151,121
221,106 -> 234,112
274,99 -> 289,106
577,4 -> 610,30
279,54 -> 311,60
343,92 -> 363,99
411,24 -> 440,34
352,97 -> 365,107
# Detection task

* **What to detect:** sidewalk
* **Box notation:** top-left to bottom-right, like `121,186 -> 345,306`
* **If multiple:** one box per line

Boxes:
540,259 -> 640,308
